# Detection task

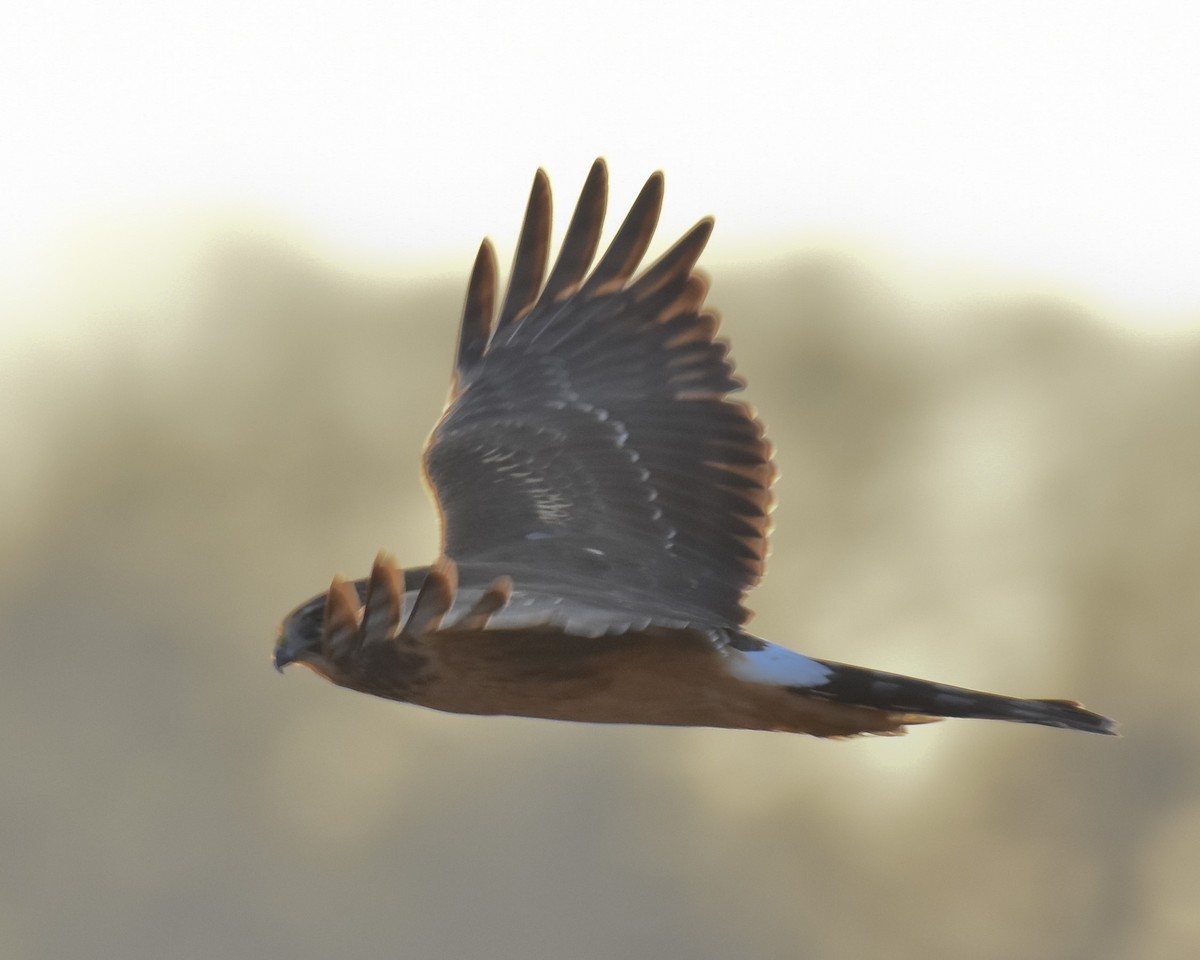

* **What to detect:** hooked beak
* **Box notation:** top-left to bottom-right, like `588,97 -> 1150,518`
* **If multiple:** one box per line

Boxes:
273,630 -> 296,673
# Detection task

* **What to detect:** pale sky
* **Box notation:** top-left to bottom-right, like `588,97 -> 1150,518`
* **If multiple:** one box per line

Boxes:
3,0 -> 1199,344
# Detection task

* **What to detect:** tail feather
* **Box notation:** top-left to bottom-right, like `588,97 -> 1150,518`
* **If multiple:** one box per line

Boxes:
806,660 -> 1117,735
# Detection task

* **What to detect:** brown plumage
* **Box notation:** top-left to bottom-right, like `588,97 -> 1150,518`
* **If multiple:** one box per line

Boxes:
275,161 -> 1116,739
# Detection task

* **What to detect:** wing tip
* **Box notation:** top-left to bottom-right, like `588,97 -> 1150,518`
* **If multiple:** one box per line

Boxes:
455,238 -> 499,383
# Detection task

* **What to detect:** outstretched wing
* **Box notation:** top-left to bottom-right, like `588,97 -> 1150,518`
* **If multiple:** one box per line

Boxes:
423,160 -> 774,628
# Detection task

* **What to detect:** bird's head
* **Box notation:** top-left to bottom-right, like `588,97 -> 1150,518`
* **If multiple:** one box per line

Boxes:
274,570 -> 378,681
273,589 -> 338,678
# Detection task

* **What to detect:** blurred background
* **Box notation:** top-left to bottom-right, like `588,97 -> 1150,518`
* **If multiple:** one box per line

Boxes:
3,2 -> 1199,959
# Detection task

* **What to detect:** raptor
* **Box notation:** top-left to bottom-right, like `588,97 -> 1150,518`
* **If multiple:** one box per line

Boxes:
274,161 -> 1115,738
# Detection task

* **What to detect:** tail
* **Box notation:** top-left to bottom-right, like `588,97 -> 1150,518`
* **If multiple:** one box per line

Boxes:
807,659 -> 1117,735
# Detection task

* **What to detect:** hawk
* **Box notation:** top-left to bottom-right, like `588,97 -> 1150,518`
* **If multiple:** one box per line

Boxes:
274,161 -> 1115,738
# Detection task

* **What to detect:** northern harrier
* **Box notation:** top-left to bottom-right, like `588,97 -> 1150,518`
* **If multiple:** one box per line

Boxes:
274,161 -> 1115,738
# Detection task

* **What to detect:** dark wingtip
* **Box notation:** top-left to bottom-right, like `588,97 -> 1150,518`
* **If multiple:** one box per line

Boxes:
579,169 -> 666,299
496,168 -> 553,333
627,216 -> 715,308
273,645 -> 290,673
455,238 -> 498,383
540,159 -> 609,304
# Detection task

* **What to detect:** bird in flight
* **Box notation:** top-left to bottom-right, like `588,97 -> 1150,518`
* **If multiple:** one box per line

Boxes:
274,161 -> 1115,738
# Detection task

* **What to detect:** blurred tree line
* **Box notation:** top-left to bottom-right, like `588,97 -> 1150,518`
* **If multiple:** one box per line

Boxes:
2,226 -> 1197,959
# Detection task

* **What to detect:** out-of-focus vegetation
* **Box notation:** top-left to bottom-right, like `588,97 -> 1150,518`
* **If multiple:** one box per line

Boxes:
3,224 -> 1198,960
